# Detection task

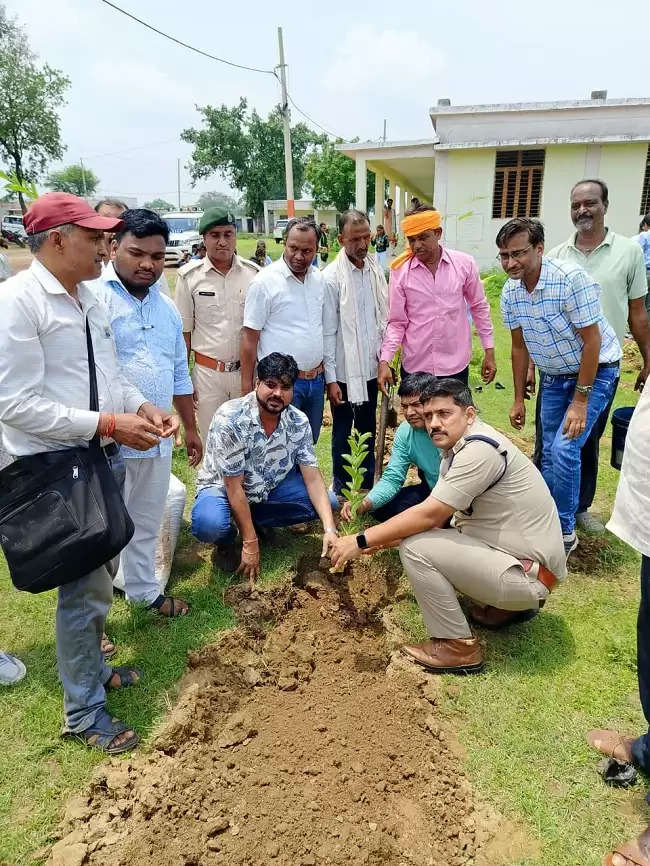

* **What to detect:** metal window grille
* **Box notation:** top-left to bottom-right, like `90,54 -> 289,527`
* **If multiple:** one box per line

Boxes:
492,150 -> 545,219
640,145 -> 650,215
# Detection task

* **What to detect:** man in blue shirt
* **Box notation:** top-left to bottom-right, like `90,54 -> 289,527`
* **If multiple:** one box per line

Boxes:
340,372 -> 440,523
96,209 -> 202,618
498,217 -> 621,556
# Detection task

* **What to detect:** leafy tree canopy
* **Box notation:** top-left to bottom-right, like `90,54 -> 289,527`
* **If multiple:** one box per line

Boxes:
144,198 -> 175,211
195,190 -> 243,215
305,139 -> 375,215
46,163 -> 99,197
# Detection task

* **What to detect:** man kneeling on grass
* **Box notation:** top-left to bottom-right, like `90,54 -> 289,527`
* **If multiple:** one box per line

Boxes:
330,378 -> 567,674
191,352 -> 339,582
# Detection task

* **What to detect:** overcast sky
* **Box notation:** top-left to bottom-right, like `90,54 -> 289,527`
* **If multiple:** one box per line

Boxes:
6,0 -> 647,207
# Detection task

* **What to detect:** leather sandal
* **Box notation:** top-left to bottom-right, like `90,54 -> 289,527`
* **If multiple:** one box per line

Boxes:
147,594 -> 190,617
62,708 -> 139,755
586,729 -> 636,764
103,666 -> 143,691
603,831 -> 650,865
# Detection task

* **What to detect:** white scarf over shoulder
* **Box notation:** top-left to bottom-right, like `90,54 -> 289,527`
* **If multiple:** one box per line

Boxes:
335,248 -> 389,404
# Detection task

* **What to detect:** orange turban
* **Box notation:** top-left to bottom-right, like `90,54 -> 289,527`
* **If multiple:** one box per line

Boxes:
390,210 -> 442,270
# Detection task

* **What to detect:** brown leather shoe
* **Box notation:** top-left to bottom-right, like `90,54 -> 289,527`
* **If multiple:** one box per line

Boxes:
401,637 -> 484,674
468,603 -> 541,630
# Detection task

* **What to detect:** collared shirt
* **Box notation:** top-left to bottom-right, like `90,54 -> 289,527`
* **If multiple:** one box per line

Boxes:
500,258 -> 621,375
196,391 -> 317,497
380,247 -> 494,376
0,259 -> 146,456
367,421 -> 440,510
607,385 -> 650,556
548,230 -> 647,346
433,419 -> 567,579
636,231 -> 650,272
174,254 -> 260,361
243,257 -> 324,371
322,256 -> 379,385
92,263 -> 193,459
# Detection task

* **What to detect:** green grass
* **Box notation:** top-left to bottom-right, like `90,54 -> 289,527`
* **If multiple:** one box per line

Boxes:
0,269 -> 645,865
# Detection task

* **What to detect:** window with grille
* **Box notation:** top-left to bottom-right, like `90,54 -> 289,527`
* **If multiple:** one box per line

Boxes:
492,150 -> 545,219
640,145 -> 650,215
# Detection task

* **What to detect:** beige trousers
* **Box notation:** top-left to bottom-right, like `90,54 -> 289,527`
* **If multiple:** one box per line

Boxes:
399,528 -> 548,639
193,364 -> 241,445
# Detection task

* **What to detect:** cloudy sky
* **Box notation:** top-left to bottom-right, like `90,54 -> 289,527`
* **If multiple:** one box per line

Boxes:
6,0 -> 646,207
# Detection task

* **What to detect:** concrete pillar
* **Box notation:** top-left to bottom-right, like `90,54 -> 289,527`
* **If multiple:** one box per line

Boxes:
388,180 -> 396,210
355,155 -> 367,212
400,186 -> 408,221
264,202 -> 271,235
374,170 -> 385,226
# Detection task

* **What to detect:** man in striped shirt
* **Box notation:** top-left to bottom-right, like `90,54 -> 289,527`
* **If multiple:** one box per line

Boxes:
498,217 -> 621,557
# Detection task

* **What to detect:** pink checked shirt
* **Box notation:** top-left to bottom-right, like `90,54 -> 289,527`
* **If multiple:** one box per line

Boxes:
380,246 -> 494,376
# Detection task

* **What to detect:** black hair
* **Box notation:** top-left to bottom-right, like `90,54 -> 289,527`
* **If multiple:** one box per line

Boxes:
338,208 -> 370,234
571,178 -> 609,205
640,214 -> 650,232
404,203 -> 438,218
495,217 -> 544,248
284,216 -> 319,243
257,353 -> 298,386
398,372 -> 436,398
94,198 -> 127,214
420,377 -> 475,408
114,208 -> 170,245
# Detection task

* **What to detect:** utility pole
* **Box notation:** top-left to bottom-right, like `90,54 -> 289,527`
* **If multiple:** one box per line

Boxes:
80,157 -> 88,197
277,27 -> 294,218
177,158 -> 181,209
382,119 -> 387,144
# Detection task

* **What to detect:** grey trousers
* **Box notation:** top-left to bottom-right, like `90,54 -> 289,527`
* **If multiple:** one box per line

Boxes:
399,527 -> 548,639
57,451 -> 125,733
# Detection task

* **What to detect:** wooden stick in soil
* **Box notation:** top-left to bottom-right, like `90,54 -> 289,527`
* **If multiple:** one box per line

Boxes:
374,391 -> 389,484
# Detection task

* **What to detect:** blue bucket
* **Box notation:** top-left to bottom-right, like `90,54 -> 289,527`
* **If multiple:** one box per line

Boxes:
610,406 -> 635,470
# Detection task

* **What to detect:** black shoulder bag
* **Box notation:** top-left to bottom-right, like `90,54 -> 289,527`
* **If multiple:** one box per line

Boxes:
0,322 -> 134,593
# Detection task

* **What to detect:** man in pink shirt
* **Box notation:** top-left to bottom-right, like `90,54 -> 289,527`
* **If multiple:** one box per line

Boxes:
378,206 -> 496,391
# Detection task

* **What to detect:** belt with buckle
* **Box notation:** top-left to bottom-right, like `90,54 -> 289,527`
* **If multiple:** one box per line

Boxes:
297,362 -> 324,380
519,558 -> 558,592
550,361 -> 620,381
194,351 -> 241,373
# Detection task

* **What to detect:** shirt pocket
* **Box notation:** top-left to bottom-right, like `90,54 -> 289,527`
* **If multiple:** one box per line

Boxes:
194,289 -> 223,326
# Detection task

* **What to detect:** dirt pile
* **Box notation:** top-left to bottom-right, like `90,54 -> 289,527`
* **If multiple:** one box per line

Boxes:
48,556 -> 524,866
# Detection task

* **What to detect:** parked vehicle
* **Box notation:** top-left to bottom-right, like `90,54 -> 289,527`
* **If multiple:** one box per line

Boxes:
273,218 -> 290,244
1,214 -> 26,241
1,228 -> 25,248
162,212 -> 203,266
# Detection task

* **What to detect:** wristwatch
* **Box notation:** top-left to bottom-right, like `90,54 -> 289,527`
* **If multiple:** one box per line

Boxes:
575,383 -> 593,395
356,532 -> 369,550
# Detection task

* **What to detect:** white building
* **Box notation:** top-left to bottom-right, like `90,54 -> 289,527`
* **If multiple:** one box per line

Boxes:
339,93 -> 650,269
263,198 -> 337,235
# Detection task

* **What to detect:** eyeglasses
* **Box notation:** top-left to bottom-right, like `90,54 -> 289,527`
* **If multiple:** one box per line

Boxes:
496,245 -> 532,263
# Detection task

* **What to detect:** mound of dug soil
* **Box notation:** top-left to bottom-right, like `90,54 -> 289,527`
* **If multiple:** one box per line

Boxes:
49,556 -> 530,866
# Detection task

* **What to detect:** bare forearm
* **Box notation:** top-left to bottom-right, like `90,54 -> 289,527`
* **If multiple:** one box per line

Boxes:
173,394 -> 197,433
630,309 -> 650,366
302,469 -> 336,530
183,332 -> 192,365
365,499 -> 450,548
578,336 -> 601,387
240,329 -> 259,394
511,344 -> 529,402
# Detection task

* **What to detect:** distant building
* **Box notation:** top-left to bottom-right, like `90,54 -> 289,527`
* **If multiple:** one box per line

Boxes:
339,93 -> 650,269
263,198 -> 337,236
88,195 -> 138,210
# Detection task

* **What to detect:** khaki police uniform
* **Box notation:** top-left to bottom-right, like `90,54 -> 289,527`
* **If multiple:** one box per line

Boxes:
175,253 -> 260,441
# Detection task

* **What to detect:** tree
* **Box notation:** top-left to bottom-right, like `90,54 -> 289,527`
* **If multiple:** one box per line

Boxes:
306,139 -> 375,214
182,98 -> 324,218
196,190 -> 243,215
0,5 -> 70,211
144,198 -> 175,211
46,163 -> 99,197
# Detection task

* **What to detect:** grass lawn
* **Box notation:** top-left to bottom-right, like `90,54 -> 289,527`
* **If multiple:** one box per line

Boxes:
0,267 -> 646,865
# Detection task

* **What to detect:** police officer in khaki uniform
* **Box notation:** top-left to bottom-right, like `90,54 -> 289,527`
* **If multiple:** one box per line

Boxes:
175,207 -> 260,442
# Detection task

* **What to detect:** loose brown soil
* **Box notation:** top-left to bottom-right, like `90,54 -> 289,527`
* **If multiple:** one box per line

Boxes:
48,555 -> 534,866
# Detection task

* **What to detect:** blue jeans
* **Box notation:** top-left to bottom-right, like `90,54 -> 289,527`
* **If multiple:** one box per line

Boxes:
373,479 -> 432,522
540,365 -> 618,535
57,450 -> 125,733
632,556 -> 650,772
331,378 -> 378,495
292,373 -> 325,443
191,467 -> 339,544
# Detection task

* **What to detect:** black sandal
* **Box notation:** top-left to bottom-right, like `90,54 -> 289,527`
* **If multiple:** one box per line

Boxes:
62,709 -> 139,755
103,665 -> 143,691
147,594 -> 190,618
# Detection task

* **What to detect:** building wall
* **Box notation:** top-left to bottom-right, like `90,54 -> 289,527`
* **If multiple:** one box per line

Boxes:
434,141 -> 650,269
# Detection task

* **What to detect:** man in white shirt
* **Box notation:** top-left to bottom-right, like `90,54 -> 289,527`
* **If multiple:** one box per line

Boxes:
241,217 -> 325,442
0,192 -> 178,755
323,209 -> 388,494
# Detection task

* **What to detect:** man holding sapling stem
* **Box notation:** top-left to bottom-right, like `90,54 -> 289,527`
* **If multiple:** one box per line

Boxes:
190,352 -> 339,581
340,372 -> 440,523
330,378 -> 566,674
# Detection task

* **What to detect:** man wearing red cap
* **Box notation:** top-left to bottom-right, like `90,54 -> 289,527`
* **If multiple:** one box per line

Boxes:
0,192 -> 179,755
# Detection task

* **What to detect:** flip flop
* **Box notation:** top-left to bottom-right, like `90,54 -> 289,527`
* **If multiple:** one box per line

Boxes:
603,837 -> 650,865
62,708 -> 139,755
103,666 -> 143,691
147,594 -> 190,618
587,730 -> 636,764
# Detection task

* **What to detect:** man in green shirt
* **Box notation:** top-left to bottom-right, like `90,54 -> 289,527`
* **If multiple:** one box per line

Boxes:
340,372 -> 440,523
548,178 -> 650,532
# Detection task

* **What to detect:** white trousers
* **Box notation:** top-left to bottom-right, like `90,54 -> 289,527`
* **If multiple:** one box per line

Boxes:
120,452 -> 173,605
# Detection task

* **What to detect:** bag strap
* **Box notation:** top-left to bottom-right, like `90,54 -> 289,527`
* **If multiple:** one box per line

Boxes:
448,434 -> 508,515
85,319 -> 101,446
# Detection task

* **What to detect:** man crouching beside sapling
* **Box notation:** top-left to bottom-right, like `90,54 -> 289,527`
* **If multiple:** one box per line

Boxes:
330,378 -> 566,674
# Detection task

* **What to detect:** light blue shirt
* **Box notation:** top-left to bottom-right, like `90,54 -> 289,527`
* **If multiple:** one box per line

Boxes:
500,258 -> 621,375
637,231 -> 650,271
93,263 -> 193,458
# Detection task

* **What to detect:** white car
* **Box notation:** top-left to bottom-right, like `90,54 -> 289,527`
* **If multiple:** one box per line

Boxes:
1,214 -> 26,239
273,218 -> 290,244
162,211 -> 203,265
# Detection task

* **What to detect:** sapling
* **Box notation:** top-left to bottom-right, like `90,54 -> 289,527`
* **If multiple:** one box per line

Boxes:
330,428 -> 371,573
